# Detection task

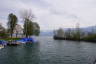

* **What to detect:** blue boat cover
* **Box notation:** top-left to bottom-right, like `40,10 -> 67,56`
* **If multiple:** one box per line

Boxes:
17,37 -> 37,43
0,40 -> 7,45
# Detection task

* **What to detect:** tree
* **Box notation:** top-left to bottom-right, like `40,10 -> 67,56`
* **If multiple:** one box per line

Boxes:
56,28 -> 64,38
65,29 -> 71,38
23,19 -> 33,37
20,9 -> 34,21
33,22 -> 40,36
21,9 -> 40,37
13,24 -> 23,38
8,13 -> 18,38
21,10 -> 34,37
0,24 -> 8,38
75,23 -> 81,40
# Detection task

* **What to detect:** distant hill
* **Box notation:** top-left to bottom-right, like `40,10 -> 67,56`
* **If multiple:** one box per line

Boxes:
40,26 -> 96,36
40,30 -> 53,36
63,26 -> 96,33
81,26 -> 96,32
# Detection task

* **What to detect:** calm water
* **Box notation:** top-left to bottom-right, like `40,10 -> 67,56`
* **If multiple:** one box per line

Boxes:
0,36 -> 96,64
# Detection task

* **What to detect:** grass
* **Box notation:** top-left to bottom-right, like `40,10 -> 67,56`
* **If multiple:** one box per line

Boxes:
0,38 -> 21,41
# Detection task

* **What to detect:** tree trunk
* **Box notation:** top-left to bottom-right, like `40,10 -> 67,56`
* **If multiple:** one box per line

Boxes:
26,34 -> 28,38
16,31 -> 18,38
11,33 -> 12,38
16,33 -> 17,38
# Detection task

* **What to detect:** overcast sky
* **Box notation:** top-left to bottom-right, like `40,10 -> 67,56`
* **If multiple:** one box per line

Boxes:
0,0 -> 96,30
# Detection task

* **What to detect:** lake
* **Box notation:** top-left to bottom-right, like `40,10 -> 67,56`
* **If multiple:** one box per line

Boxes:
0,36 -> 96,64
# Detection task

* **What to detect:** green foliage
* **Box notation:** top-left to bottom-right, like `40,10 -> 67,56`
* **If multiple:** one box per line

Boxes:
0,38 -> 20,41
23,19 -> 34,37
0,24 -> 8,38
23,18 -> 40,37
33,30 -> 40,36
0,32 -> 8,38
33,22 -> 40,36
21,10 -> 40,37
8,13 -> 18,38
82,34 -> 96,41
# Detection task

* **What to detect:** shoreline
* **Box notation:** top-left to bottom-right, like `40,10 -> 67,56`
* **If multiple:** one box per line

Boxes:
53,36 -> 96,43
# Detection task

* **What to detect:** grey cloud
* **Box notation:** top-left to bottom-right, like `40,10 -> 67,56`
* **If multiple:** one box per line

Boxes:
0,0 -> 96,30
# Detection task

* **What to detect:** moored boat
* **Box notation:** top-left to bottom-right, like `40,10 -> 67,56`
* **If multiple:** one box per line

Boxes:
0,45 -> 4,49
7,40 -> 21,46
0,40 -> 7,49
16,37 -> 38,44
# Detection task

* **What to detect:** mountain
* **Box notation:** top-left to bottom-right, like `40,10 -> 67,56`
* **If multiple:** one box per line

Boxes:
40,26 -> 96,36
64,26 -> 96,33
40,30 -> 53,36
81,26 -> 96,32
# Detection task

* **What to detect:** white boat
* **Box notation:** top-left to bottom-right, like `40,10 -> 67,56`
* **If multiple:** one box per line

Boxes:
0,45 -> 4,49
